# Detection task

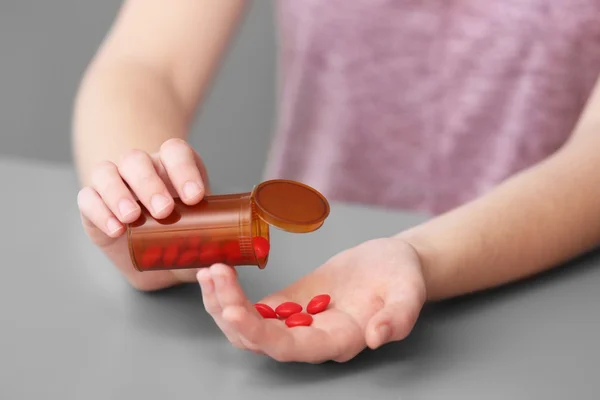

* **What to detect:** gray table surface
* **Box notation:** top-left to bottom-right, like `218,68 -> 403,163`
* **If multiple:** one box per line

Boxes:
2,156 -> 599,400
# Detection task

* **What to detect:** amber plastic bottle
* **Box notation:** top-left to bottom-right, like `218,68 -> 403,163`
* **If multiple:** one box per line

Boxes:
127,179 -> 329,272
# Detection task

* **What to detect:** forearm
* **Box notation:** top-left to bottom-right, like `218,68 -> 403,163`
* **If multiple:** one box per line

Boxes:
398,81 -> 600,301
72,63 -> 191,187
71,0 -> 246,188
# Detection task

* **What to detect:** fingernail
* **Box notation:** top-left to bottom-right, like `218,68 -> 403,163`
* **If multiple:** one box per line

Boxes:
106,217 -> 122,234
183,181 -> 201,200
151,194 -> 170,214
377,324 -> 391,345
118,199 -> 138,218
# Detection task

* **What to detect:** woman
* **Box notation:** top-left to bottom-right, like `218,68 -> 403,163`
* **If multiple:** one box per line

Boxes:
73,0 -> 600,363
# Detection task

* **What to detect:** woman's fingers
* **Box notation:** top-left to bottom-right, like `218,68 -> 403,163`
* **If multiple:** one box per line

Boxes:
197,266 -> 249,350
159,139 -> 206,204
205,264 -> 343,362
118,149 -> 174,219
365,296 -> 420,349
78,140 -> 210,241
90,160 -> 141,223
222,305 -> 343,363
77,186 -> 124,238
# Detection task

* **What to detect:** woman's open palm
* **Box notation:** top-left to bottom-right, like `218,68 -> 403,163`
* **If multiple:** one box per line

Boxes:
197,238 -> 427,363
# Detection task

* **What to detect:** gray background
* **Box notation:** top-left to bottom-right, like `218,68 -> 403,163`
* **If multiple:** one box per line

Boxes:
0,1 -> 276,190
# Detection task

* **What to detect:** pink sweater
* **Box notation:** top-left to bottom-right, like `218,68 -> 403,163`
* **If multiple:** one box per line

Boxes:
264,0 -> 600,214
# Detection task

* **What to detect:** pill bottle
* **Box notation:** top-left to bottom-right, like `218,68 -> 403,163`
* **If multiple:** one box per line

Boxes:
127,179 -> 330,272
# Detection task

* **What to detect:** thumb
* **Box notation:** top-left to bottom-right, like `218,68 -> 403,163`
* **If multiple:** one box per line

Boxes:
364,296 -> 422,349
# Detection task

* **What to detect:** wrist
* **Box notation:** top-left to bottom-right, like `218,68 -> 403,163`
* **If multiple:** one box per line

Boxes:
394,229 -> 445,302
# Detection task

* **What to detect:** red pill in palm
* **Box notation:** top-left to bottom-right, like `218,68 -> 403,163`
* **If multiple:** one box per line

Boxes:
275,301 -> 302,318
141,245 -> 162,268
306,294 -> 331,314
254,303 -> 277,319
253,237 -> 270,259
285,312 -> 313,328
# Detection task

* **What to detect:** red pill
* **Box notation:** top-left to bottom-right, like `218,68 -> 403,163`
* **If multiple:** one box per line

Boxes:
306,294 -> 331,314
253,237 -> 270,259
177,249 -> 198,267
188,236 -> 203,249
222,241 -> 242,264
197,242 -> 223,264
162,244 -> 179,266
254,303 -> 277,319
285,313 -> 313,328
275,301 -> 302,318
140,245 -> 162,268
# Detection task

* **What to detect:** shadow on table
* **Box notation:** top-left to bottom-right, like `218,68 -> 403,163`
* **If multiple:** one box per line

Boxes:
127,283 -> 222,338
256,318 -> 436,386
256,248 -> 600,385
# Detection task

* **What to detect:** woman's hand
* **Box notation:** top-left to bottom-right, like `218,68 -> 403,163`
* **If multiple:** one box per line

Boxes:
77,139 -> 210,291
197,237 -> 427,363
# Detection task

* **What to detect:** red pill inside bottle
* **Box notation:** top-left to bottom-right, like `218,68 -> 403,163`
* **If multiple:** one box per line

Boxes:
222,240 -> 242,265
140,245 -> 162,268
275,302 -> 303,318
188,235 -> 203,249
285,313 -> 313,327
177,249 -> 200,267
252,237 -> 270,259
197,242 -> 223,265
162,244 -> 179,267
306,294 -> 331,314
254,303 -> 277,319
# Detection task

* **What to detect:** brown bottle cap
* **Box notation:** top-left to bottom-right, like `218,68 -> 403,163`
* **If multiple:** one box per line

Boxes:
251,179 -> 330,233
